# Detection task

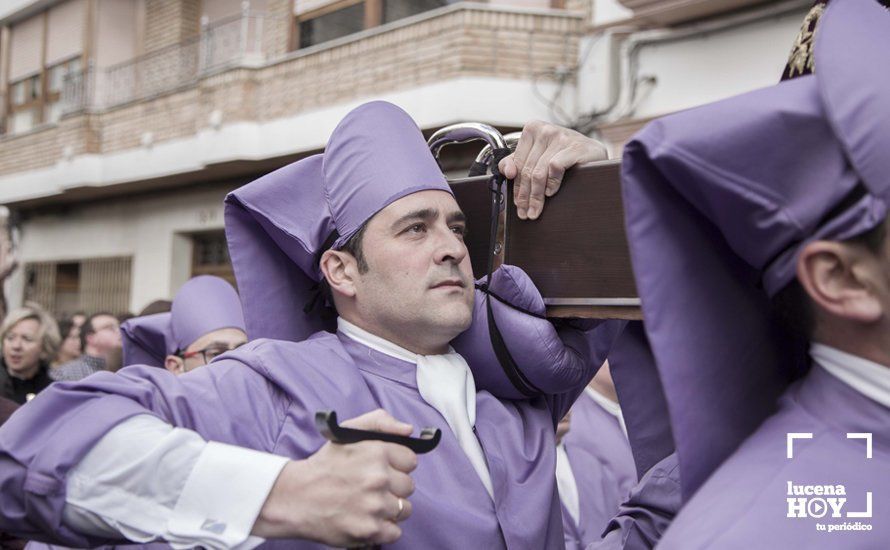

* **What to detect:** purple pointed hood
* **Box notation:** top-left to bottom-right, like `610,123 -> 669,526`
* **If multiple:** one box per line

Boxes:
120,312 -> 174,368
170,275 -> 246,352
620,0 -> 890,499
224,101 -> 451,341
119,276 -> 246,367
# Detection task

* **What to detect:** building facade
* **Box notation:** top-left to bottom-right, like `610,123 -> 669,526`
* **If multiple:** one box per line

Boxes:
0,0 -> 810,316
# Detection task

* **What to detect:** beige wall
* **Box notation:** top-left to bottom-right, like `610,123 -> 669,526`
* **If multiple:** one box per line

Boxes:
202,0 -> 246,23
13,182 -> 238,313
8,14 -> 43,80
46,0 -> 86,66
144,0 -> 200,52
488,0 -> 554,9
95,0 -> 141,68
293,0 -> 333,16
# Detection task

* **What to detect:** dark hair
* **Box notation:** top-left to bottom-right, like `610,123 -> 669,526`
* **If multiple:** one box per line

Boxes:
340,223 -> 369,274
318,223 -> 369,315
80,311 -> 115,352
772,219 -> 887,340
138,300 -> 172,316
57,317 -> 76,342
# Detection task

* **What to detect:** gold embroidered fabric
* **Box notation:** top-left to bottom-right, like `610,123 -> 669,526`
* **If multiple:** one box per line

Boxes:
781,0 -> 890,81
782,2 -> 825,81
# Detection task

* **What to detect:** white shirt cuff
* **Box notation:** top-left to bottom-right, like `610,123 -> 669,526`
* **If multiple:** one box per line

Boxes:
166,441 -> 289,550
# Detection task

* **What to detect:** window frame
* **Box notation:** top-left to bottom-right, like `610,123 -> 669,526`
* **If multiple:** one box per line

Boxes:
190,230 -> 237,288
3,6 -> 89,135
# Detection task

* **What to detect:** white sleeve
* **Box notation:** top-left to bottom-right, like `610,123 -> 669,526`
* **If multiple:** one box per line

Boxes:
63,414 -> 289,550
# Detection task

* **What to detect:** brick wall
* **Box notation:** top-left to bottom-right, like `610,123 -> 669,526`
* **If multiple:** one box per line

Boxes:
263,0 -> 293,59
0,6 -> 582,177
565,0 -> 592,13
144,0 -> 201,52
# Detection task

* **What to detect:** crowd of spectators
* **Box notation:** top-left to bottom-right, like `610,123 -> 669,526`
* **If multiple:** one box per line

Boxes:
0,303 -> 132,407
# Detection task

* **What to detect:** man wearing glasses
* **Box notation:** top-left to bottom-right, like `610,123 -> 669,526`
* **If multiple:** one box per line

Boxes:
120,275 -> 248,374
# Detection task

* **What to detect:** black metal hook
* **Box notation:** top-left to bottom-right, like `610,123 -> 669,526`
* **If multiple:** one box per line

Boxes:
315,410 -> 441,454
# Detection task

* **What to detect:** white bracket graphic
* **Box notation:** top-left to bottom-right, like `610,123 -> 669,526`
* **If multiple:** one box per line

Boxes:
847,492 -> 873,518
847,433 -> 873,459
787,432 -> 813,459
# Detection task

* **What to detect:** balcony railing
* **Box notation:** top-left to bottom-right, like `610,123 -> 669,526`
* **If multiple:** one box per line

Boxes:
62,10 -> 277,114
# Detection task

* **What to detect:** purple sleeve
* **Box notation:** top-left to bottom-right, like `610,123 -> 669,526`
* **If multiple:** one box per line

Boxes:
0,346 -> 287,547
587,453 -> 681,550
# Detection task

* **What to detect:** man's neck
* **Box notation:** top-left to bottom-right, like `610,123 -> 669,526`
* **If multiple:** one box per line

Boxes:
338,315 -> 449,356
810,342 -> 890,409
811,335 -> 890,369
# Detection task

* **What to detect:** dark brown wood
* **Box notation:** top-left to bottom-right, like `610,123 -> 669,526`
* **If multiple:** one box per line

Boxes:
449,160 -> 640,320
545,305 -> 643,320
448,177 -> 502,277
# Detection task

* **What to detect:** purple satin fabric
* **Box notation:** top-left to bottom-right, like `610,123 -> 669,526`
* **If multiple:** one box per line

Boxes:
169,276 -> 245,353
452,265 -> 622,401
561,391 -> 636,549
0,331 -> 598,548
659,368 -> 890,548
589,453 -> 681,550
120,313 -> 172,368
120,276 -> 245,368
619,0 -> 890,500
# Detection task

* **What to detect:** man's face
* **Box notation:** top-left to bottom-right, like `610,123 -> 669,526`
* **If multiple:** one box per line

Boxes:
180,327 -> 249,373
351,190 -> 474,353
87,314 -> 121,356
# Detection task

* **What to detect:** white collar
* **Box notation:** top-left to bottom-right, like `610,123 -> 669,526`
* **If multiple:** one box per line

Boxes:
337,317 -> 425,363
337,317 -> 494,499
584,385 -> 628,438
810,343 -> 890,409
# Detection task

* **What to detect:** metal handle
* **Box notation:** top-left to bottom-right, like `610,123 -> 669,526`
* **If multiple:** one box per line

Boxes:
315,410 -> 441,454
427,122 -> 508,161
472,131 -> 522,174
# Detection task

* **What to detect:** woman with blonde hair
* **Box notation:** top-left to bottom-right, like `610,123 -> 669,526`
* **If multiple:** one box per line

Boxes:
0,303 -> 60,404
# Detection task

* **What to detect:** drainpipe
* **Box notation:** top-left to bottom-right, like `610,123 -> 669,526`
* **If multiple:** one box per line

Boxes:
577,0 -> 812,133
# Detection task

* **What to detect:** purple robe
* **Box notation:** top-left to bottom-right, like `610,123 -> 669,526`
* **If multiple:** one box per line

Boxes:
617,0 -> 890,505
561,391 -> 635,550
0,329 -> 595,548
658,367 -> 889,548
587,453 -> 680,550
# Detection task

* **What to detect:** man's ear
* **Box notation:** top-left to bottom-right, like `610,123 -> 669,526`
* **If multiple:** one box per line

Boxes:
796,240 -> 883,323
319,249 -> 358,299
164,355 -> 185,375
